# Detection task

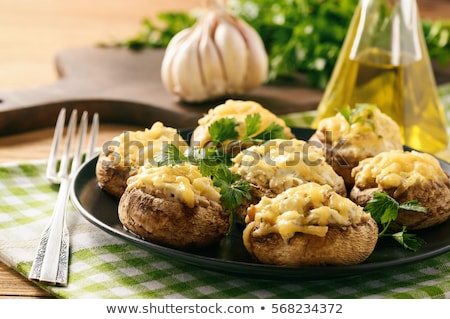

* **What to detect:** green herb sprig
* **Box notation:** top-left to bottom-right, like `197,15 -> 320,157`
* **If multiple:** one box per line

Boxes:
154,143 -> 251,226
339,104 -> 376,131
364,192 -> 427,251
208,113 -> 288,145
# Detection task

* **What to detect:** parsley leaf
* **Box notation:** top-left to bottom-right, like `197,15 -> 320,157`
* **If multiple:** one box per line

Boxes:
207,163 -> 252,212
339,104 -> 376,131
364,191 -> 427,251
339,105 -> 352,124
208,118 -> 239,143
392,227 -> 427,251
199,161 -> 251,229
244,113 -> 262,137
365,191 -> 399,226
253,122 -> 287,140
399,200 -> 428,213
154,143 -> 188,166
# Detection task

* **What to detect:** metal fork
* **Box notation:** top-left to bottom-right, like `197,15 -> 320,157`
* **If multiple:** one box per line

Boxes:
28,108 -> 99,286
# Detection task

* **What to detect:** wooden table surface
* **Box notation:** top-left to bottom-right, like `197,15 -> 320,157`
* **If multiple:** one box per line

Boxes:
0,0 -> 448,299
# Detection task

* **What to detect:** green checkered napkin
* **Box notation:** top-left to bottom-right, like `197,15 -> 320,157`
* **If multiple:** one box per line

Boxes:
0,84 -> 450,299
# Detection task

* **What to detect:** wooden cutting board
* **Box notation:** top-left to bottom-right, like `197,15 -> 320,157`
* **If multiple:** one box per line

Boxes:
0,47 -> 324,135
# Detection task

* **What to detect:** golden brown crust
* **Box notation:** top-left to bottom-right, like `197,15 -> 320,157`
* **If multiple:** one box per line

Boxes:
95,152 -> 137,198
350,180 -> 450,230
118,187 -> 230,250
244,218 -> 378,266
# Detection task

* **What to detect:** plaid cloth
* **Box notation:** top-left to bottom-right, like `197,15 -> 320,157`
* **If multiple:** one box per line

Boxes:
1,84 -> 450,299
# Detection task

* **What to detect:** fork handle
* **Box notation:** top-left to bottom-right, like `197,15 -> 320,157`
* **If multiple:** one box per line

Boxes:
35,178 -> 71,284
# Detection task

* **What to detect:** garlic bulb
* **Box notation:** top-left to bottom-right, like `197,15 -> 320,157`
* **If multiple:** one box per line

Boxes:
161,0 -> 268,103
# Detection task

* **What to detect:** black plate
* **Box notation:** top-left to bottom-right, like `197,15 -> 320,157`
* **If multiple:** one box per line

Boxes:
70,128 -> 450,279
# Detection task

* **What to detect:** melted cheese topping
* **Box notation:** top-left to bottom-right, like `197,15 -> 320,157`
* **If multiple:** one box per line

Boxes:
195,99 -> 293,146
352,150 -> 449,191
231,139 -> 345,194
126,163 -> 221,208
315,105 -> 403,157
243,183 -> 370,247
107,122 -> 188,168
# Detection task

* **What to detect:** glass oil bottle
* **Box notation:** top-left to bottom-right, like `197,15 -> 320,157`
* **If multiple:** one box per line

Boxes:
313,0 -> 448,153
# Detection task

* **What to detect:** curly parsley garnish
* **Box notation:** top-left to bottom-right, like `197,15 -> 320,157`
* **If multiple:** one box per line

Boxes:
208,113 -> 288,145
155,144 -> 251,228
199,162 -> 251,225
364,192 -> 427,251
208,118 -> 239,144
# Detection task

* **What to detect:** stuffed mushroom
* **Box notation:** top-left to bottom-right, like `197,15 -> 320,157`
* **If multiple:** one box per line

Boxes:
118,162 -> 229,249
243,183 -> 378,266
309,104 -> 403,187
96,121 -> 188,198
350,150 -> 450,230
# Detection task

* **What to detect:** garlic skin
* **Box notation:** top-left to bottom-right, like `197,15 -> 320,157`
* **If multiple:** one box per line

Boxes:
161,1 -> 268,103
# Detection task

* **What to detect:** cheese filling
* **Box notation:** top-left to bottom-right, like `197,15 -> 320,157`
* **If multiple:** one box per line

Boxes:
243,183 -> 370,246
107,121 -> 188,168
126,163 -> 221,208
352,150 -> 449,191
231,139 -> 345,194
315,104 -> 403,157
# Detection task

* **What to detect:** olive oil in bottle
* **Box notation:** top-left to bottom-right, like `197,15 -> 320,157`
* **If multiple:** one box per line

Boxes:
313,0 -> 448,153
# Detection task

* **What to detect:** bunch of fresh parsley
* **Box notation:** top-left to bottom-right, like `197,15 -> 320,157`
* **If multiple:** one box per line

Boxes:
104,0 -> 450,90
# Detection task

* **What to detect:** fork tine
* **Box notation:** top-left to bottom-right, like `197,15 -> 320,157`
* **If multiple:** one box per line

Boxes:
58,109 -> 78,180
86,113 -> 99,160
70,111 -> 88,175
46,108 -> 66,183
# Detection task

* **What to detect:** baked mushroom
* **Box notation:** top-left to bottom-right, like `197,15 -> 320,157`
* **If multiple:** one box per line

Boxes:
309,104 -> 403,187
118,162 -> 230,250
243,183 -> 378,266
96,121 -> 188,198
350,150 -> 450,230
231,138 -> 346,223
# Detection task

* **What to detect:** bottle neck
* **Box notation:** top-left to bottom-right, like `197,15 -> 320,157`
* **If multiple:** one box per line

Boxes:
350,0 -> 422,65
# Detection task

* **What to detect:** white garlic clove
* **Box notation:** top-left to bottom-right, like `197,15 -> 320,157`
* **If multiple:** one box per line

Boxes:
235,18 -> 269,90
214,14 -> 248,93
198,11 -> 227,97
161,27 -> 193,97
170,29 -> 208,102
